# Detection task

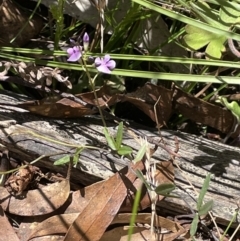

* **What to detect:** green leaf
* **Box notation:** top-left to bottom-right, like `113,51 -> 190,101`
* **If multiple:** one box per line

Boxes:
133,143 -> 146,163
54,155 -> 70,165
205,35 -> 226,59
220,2 -> 240,25
73,147 -> 84,166
115,122 -> 123,150
103,127 -> 117,150
219,97 -> 240,123
190,1 -> 221,27
155,183 -> 175,195
183,25 -> 215,50
117,146 -> 133,155
135,169 -> 152,191
198,200 -> 213,216
197,174 -> 211,210
190,213 -> 199,237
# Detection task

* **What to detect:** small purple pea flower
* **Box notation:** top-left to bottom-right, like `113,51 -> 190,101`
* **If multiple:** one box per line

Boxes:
83,32 -> 89,51
94,55 -> 116,74
67,46 -> 82,62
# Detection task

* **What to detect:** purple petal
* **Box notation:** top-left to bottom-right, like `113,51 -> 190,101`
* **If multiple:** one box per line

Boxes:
96,65 -> 111,74
94,57 -> 103,66
67,47 -> 74,55
83,32 -> 89,43
67,46 -> 82,62
106,60 -> 116,70
73,46 -> 81,52
103,54 -> 110,63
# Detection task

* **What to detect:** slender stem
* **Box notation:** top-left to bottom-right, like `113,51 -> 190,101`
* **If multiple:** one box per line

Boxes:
82,57 -> 107,128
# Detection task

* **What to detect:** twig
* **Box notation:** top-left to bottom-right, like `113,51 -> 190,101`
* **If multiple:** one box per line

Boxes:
228,38 -> 240,58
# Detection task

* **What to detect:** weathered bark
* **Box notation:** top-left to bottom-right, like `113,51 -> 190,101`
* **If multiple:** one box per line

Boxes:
0,90 -> 240,226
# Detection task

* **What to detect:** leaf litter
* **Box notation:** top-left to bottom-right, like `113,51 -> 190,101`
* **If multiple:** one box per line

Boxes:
0,83 -> 211,240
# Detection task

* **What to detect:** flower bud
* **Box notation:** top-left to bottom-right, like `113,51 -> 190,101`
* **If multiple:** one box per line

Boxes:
83,32 -> 89,51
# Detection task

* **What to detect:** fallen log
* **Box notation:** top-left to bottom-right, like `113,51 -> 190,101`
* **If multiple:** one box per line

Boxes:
0,90 -> 239,227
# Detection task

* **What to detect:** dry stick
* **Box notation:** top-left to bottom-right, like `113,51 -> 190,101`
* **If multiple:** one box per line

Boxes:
194,83 -> 212,98
228,38 -> 240,58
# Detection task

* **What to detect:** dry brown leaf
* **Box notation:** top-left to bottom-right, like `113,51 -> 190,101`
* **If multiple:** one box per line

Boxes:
64,180 -> 106,214
5,165 -> 38,195
120,159 -> 174,212
13,85 -> 119,118
122,83 -> 173,126
0,179 -> 70,216
173,86 -> 234,135
112,213 -> 185,233
155,159 -> 174,199
100,223 -> 184,241
101,213 -> 185,241
100,226 -> 149,241
63,161 -> 144,241
27,213 -> 79,240
0,205 -> 20,241
27,179 -> 142,239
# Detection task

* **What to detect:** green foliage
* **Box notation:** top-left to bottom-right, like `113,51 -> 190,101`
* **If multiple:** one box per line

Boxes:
135,169 -> 176,197
190,173 -> 213,238
190,213 -> 199,237
198,200 -> 213,216
103,122 -> 133,156
133,143 -> 146,163
49,0 -> 66,50
127,185 -> 142,241
183,1 -> 240,59
197,173 -> 211,210
54,147 -> 84,166
219,97 -> 240,123
154,183 -> 176,195
54,155 -> 70,165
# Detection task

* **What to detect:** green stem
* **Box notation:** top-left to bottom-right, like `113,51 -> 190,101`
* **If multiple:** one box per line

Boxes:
82,57 -> 107,128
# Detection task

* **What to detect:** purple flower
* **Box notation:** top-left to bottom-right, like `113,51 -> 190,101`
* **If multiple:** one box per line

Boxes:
94,55 -> 116,74
67,46 -> 82,62
83,32 -> 89,51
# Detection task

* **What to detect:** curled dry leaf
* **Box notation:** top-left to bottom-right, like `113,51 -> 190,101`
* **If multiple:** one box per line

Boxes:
5,165 -> 38,195
0,179 -> 70,216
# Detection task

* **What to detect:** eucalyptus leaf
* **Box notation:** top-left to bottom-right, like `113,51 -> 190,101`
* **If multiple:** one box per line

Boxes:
197,174 -> 211,210
54,155 -> 70,165
198,200 -> 213,216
